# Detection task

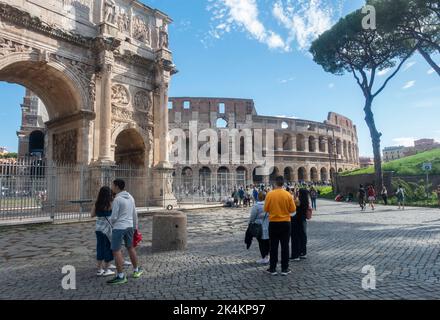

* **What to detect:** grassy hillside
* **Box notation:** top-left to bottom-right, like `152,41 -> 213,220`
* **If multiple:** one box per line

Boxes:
341,148 -> 440,176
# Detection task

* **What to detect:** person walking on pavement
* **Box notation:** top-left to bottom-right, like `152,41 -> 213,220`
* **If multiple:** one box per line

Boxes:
264,176 -> 296,276
310,187 -> 318,210
381,186 -> 388,205
367,185 -> 376,211
358,184 -> 366,211
107,179 -> 143,285
396,185 -> 405,210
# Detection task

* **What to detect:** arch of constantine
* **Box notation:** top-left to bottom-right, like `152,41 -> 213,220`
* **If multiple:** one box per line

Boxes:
0,0 -> 177,206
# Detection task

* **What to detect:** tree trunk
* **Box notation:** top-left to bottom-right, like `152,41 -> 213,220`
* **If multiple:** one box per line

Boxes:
418,47 -> 440,77
364,97 -> 383,193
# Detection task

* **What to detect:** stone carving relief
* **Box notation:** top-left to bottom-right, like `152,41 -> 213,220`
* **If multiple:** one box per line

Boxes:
116,8 -> 130,33
51,54 -> 95,105
111,84 -> 130,106
0,38 -> 34,57
104,0 -> 116,24
132,16 -> 151,45
159,24 -> 169,49
134,90 -> 152,112
52,129 -> 77,163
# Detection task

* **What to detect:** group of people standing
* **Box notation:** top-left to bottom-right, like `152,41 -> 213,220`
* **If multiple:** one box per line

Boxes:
357,184 -> 410,211
248,176 -> 312,276
91,179 -> 143,285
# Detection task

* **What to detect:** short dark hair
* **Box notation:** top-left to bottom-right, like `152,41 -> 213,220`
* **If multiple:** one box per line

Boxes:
275,176 -> 284,187
113,179 -> 125,191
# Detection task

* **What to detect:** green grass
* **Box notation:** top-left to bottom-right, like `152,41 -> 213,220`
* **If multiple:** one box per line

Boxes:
341,148 -> 440,176
316,186 -> 335,199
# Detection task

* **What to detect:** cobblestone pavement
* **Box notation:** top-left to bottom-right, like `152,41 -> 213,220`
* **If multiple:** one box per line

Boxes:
1,200 -> 440,300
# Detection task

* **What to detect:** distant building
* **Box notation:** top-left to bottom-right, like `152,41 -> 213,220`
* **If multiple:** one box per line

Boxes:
383,146 -> 406,162
414,139 -> 440,152
383,138 -> 440,162
359,156 -> 374,168
16,89 -> 48,158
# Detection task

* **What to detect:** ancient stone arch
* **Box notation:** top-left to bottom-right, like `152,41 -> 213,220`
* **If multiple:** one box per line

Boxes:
0,1 -> 176,206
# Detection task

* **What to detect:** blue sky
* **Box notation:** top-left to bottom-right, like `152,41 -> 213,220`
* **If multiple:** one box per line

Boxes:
1,0 -> 439,157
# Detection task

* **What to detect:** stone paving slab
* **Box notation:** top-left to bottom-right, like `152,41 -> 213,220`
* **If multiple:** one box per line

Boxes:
0,200 -> 439,300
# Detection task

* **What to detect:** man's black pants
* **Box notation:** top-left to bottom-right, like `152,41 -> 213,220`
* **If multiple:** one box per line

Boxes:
269,222 -> 291,271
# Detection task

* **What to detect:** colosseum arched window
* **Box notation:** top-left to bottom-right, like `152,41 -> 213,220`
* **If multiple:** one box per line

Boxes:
296,134 -> 306,152
308,136 -> 316,152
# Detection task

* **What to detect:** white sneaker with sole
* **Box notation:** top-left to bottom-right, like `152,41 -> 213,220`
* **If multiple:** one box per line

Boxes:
124,260 -> 132,266
107,264 -> 116,269
103,269 -> 116,277
96,269 -> 105,276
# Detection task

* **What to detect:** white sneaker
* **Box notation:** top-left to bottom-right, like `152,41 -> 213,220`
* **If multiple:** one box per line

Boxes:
107,264 -> 116,269
103,269 -> 116,277
96,269 -> 105,276
262,257 -> 270,264
257,258 -> 267,264
124,260 -> 132,266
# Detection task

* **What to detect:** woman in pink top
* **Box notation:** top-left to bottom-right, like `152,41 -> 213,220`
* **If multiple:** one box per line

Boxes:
367,185 -> 376,211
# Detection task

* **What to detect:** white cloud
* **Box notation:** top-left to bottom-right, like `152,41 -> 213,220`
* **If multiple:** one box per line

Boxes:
402,81 -> 415,90
207,0 -> 345,52
279,76 -> 295,84
377,68 -> 391,76
403,61 -> 416,71
207,0 -> 288,51
427,68 -> 435,75
272,0 -> 336,51
392,137 -> 415,147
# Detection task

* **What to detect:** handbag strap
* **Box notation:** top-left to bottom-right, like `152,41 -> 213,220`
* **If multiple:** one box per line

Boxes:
104,216 -> 113,228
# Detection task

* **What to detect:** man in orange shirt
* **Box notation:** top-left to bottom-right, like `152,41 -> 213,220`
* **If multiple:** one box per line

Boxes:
264,176 -> 296,276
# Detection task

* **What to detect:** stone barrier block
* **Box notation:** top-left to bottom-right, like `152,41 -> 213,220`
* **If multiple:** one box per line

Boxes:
152,211 -> 187,252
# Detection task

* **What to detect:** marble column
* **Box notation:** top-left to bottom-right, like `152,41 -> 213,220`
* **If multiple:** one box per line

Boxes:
98,63 -> 113,163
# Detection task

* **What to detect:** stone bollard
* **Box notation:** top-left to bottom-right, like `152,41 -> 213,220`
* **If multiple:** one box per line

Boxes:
152,210 -> 187,253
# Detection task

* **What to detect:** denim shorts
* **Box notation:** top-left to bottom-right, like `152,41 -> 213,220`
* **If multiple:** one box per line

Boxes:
111,228 -> 134,251
96,231 -> 113,263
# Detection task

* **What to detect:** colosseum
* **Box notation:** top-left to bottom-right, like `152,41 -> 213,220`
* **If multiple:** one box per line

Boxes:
168,97 -> 360,192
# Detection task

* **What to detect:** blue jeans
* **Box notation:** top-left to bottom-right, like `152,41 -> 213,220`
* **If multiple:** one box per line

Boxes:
311,197 -> 317,210
96,231 -> 113,263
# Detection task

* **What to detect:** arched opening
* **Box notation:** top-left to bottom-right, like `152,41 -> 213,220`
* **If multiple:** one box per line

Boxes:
199,167 -> 212,193
252,166 -> 263,185
236,166 -> 247,187
114,129 -> 146,167
284,167 -> 294,184
308,136 -> 316,152
310,167 -> 319,182
283,134 -> 293,151
0,58 -> 88,164
28,130 -> 45,157
298,167 -> 307,182
338,168 -> 343,173
181,167 -> 193,192
343,140 -> 348,158
296,134 -> 306,152
281,121 -> 288,129
217,166 -> 230,192
320,167 -> 328,182
269,167 -> 280,185
216,118 -> 228,128
328,137 -> 334,154
319,136 -> 326,153
336,139 -> 342,155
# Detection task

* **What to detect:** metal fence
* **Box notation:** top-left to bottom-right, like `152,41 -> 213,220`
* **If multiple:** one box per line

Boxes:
0,159 -> 249,225
172,172 -> 248,204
